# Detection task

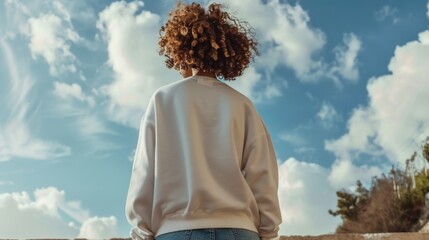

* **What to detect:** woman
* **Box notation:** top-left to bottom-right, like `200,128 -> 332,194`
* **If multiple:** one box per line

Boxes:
126,2 -> 282,240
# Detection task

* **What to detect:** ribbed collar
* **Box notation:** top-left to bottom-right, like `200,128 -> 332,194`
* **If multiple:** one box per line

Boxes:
193,75 -> 219,81
191,75 -> 223,86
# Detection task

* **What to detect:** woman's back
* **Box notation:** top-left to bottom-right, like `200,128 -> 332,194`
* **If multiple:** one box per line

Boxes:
125,2 -> 282,240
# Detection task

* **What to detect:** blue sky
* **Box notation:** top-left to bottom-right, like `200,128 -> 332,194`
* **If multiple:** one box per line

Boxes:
1,0 -> 429,238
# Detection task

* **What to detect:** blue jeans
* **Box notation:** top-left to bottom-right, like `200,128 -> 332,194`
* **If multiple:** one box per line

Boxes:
155,228 -> 260,240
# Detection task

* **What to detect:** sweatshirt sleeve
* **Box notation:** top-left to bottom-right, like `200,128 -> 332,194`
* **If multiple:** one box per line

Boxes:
125,96 -> 157,240
242,109 -> 282,239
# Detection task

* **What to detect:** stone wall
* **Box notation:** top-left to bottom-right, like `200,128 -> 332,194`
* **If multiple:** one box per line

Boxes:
102,233 -> 429,240
279,233 -> 429,240
19,234 -> 429,240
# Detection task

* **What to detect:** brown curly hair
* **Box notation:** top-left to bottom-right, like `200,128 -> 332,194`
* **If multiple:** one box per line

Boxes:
158,2 -> 259,81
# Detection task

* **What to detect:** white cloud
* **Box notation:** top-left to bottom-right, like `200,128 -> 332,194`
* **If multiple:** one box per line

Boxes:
262,2 -> 326,80
224,0 -> 326,81
53,81 -> 95,107
3,0 -> 31,32
56,0 -> 97,25
427,1 -> 429,19
0,137 -> 11,161
3,1 -> 111,151
52,1 -> 72,23
225,67 -> 261,102
4,0 -> 31,15
4,0 -> 89,78
295,147 -> 316,154
279,132 -> 306,146
96,1 -> 180,127
0,37 -> 71,161
317,102 -> 341,129
0,187 -> 120,238
375,5 -> 399,23
330,33 -> 362,85
0,189 -> 77,238
262,83 -> 283,100
277,158 -> 341,235
325,30 -> 429,187
33,187 -> 90,220
225,66 -> 282,103
5,0 -> 95,27
78,216 -> 119,239
128,149 -> 136,162
222,0 -> 361,85
328,159 -> 384,189
326,107 -> 380,161
277,158 -> 385,234
25,13 -> 80,76
0,180 -> 14,186
50,96 -> 120,153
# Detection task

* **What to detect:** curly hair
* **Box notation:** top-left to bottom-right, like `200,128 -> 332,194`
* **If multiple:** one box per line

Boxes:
158,2 -> 259,81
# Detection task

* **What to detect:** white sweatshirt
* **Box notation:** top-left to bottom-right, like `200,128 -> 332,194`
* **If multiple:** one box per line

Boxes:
126,75 -> 282,240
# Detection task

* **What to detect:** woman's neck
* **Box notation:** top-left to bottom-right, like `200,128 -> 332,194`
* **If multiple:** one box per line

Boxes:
192,68 -> 217,78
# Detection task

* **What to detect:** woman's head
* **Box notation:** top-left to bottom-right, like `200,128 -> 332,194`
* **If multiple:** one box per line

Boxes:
158,2 -> 259,81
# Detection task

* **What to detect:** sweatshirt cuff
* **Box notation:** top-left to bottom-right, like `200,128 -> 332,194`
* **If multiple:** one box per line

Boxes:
260,226 -> 280,240
130,226 -> 154,240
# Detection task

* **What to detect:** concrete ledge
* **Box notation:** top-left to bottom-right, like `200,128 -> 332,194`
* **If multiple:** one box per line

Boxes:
16,234 -> 429,240
96,233 -> 429,240
278,233 -> 429,240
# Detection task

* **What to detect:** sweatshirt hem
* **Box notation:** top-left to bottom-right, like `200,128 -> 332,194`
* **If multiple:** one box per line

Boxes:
155,211 -> 259,238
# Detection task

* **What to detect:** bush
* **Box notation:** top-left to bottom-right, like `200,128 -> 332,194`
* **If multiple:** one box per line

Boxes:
329,138 -> 429,233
